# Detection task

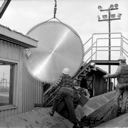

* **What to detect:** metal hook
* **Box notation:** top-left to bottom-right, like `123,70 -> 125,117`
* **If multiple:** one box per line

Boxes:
53,0 -> 57,18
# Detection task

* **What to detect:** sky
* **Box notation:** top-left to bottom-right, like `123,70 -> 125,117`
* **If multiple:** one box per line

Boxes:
0,0 -> 128,75
0,0 -> 128,43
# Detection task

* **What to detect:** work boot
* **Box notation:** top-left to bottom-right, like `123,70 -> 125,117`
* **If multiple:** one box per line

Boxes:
73,122 -> 83,128
80,115 -> 89,127
73,123 -> 80,128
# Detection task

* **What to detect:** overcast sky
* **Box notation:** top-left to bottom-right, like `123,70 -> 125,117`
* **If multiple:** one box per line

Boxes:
0,0 -> 128,75
0,0 -> 128,43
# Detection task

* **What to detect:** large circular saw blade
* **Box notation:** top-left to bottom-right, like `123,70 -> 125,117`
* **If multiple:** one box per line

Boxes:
25,20 -> 84,83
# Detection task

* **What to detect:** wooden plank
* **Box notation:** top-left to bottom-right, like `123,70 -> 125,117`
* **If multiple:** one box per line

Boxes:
97,113 -> 128,127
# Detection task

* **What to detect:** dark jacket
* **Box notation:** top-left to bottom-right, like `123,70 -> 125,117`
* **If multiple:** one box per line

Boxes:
107,63 -> 128,89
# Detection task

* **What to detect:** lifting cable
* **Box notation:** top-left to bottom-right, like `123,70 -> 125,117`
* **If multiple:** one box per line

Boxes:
53,0 -> 57,18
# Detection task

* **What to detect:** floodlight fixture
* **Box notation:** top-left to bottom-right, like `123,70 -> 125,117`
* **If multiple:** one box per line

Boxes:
117,13 -> 122,18
111,14 -> 116,18
110,4 -> 114,9
98,15 -> 101,20
115,4 -> 118,9
98,5 -> 102,11
102,15 -> 107,19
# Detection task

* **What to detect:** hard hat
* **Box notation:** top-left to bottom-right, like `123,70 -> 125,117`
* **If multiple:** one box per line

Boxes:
90,62 -> 95,66
118,55 -> 126,61
62,68 -> 70,74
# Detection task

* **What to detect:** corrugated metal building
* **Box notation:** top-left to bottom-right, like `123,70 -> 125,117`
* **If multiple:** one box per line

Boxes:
0,25 -> 42,119
80,66 -> 107,97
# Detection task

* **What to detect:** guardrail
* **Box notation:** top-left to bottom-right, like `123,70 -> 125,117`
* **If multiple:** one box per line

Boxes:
81,32 -> 128,90
83,33 -> 128,63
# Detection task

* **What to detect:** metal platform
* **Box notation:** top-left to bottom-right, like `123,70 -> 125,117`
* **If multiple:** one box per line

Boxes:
91,60 -> 119,65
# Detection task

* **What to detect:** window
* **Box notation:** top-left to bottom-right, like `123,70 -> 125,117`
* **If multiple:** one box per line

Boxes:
0,61 -> 15,106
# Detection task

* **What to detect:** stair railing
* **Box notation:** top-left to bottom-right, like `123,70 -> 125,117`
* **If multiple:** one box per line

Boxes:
83,33 -> 128,63
121,35 -> 128,57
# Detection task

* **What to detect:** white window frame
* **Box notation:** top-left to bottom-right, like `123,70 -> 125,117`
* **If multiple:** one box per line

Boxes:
0,58 -> 18,110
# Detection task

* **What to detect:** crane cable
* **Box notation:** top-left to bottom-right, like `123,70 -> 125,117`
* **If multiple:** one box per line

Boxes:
53,0 -> 57,18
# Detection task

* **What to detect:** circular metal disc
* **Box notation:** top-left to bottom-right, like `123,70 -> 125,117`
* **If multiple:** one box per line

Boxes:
25,21 -> 83,83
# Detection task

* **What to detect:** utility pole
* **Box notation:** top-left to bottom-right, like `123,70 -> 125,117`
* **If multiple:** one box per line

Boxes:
98,4 -> 121,91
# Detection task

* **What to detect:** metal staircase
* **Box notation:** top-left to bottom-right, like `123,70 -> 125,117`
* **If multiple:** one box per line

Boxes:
75,32 -> 128,87
43,32 -> 128,106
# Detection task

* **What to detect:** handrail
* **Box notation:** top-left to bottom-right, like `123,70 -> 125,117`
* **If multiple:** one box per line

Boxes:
93,46 -> 120,48
83,32 -> 128,64
122,36 -> 128,42
83,37 -> 92,46
43,86 -> 60,106
122,39 -> 128,46
96,50 -> 121,51
85,51 -> 96,62
96,37 -> 121,40
75,60 -> 93,77
121,48 -> 128,58
93,32 -> 122,35
122,51 -> 128,58
84,41 -> 97,56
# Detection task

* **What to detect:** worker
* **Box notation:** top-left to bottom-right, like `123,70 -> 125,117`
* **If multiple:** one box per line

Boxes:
49,67 -> 82,128
80,56 -> 128,127
104,55 -> 128,114
80,77 -> 91,98
73,79 -> 90,107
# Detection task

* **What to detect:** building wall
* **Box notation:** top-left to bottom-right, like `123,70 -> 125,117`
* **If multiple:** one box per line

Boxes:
0,40 -> 20,118
93,72 -> 107,96
0,40 -> 20,61
22,63 -> 42,112
0,38 -> 42,119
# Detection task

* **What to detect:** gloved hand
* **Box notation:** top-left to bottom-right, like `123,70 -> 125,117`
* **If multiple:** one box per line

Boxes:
103,74 -> 109,78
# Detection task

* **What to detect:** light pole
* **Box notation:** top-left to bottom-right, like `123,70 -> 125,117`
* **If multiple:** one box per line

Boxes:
98,4 -> 122,90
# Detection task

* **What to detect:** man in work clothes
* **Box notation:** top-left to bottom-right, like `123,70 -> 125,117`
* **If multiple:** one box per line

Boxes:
80,56 -> 128,127
104,55 -> 128,115
49,68 -> 82,128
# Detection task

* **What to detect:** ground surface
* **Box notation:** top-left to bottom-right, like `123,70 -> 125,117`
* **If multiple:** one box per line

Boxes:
0,107 -> 74,128
0,91 -> 121,128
